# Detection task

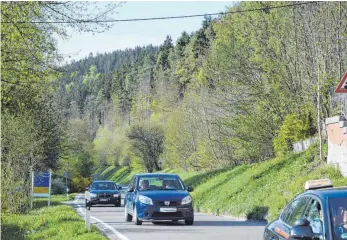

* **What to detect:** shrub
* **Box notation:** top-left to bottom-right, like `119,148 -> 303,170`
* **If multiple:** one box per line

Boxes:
51,178 -> 66,195
71,177 -> 90,192
273,113 -> 310,156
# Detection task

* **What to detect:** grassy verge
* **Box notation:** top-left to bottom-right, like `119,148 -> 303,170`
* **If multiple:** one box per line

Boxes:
31,194 -> 77,209
99,143 -> 347,222
1,194 -> 106,240
97,165 -> 140,184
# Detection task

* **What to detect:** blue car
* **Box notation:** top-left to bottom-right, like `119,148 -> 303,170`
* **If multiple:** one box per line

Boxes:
124,173 -> 194,225
263,179 -> 347,240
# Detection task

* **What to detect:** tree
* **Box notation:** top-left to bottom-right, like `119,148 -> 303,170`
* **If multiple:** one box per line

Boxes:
1,1 -> 122,213
128,124 -> 164,172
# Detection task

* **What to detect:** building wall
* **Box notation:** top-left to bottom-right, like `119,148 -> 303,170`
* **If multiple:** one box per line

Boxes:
326,116 -> 347,177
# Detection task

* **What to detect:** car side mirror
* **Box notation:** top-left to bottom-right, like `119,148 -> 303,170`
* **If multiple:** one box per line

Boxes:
289,219 -> 315,240
128,187 -> 134,192
118,186 -> 122,190
187,186 -> 194,192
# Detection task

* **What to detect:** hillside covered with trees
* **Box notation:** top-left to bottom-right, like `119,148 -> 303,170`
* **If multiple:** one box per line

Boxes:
2,1 -> 347,214
57,2 -> 347,179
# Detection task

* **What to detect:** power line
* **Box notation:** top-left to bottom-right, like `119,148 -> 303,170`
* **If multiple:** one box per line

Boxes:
1,2 -> 317,24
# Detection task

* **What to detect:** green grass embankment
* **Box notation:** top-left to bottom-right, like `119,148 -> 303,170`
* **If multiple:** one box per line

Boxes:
100,144 -> 347,221
96,165 -> 140,184
1,194 -> 106,240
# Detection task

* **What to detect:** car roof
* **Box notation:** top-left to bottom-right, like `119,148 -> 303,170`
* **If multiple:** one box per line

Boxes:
302,187 -> 347,199
135,173 -> 178,177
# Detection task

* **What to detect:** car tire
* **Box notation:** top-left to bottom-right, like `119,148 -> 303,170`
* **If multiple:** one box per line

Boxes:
185,219 -> 194,225
125,205 -> 133,222
133,206 -> 142,225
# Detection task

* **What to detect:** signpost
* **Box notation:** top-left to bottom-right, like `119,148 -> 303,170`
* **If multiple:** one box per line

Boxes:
335,72 -> 347,117
31,171 -> 52,208
335,72 -> 347,93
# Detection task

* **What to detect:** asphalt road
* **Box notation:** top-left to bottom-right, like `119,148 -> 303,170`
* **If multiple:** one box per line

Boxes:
67,193 -> 266,240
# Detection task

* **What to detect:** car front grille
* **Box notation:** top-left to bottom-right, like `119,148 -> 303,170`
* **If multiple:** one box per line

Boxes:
152,212 -> 183,218
98,193 -> 112,198
153,201 -> 181,206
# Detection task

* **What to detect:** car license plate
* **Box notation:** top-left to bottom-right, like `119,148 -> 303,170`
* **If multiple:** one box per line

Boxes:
159,207 -> 177,212
99,198 -> 109,202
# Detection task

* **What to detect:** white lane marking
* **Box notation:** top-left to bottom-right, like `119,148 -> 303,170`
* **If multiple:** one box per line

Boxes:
73,194 -> 80,204
74,194 -> 130,240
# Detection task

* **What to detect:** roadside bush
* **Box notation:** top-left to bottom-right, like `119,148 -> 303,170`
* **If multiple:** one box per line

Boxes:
273,113 -> 310,156
51,178 -> 66,194
246,206 -> 269,221
71,177 -> 90,192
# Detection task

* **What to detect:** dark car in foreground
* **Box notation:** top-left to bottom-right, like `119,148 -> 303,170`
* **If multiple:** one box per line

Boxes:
124,173 -> 194,225
264,179 -> 347,240
85,180 -> 122,208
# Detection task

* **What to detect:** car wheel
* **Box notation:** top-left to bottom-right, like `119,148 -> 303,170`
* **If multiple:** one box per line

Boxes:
133,206 -> 142,225
124,205 -> 132,222
185,219 -> 194,225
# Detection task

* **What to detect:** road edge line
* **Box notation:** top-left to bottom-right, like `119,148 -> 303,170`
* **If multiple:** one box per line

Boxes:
74,194 -> 131,240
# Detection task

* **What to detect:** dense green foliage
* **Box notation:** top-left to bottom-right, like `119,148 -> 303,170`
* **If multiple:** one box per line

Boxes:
2,1 -> 347,218
58,2 -> 347,175
273,113 -> 314,156
99,144 -> 347,221
1,2 -> 120,213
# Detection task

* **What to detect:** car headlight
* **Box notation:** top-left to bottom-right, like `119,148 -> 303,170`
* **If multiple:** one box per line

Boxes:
181,195 -> 192,205
138,195 -> 153,205
113,194 -> 120,198
90,193 -> 97,198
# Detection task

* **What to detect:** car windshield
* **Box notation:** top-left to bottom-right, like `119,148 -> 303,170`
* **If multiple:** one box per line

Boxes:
91,182 -> 117,190
137,176 -> 184,191
329,196 -> 347,240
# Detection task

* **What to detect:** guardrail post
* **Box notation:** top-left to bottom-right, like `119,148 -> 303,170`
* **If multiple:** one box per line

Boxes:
85,208 -> 91,231
85,191 -> 91,231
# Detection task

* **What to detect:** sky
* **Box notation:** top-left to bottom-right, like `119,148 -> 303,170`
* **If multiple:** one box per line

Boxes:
57,1 -> 234,62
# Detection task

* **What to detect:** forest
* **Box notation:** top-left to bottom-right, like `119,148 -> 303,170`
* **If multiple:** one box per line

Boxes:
2,1 -> 347,213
